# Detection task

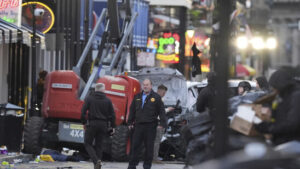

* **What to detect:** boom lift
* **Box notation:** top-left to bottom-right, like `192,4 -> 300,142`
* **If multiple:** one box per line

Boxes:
23,0 -> 141,161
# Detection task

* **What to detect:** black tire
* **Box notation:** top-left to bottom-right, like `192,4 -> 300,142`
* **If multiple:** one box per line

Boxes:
111,125 -> 130,161
23,117 -> 44,154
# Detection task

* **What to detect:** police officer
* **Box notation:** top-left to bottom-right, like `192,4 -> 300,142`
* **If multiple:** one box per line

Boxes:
81,83 -> 116,169
127,79 -> 167,169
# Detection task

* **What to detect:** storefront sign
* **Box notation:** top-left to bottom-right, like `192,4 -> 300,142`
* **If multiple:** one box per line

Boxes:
156,53 -> 179,63
0,0 -> 22,26
156,32 -> 180,63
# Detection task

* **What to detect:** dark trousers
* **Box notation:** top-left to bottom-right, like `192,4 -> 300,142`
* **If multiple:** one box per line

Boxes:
128,123 -> 157,169
84,120 -> 107,165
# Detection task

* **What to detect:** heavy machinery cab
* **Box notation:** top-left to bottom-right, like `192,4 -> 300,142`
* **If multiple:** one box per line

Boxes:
42,71 -> 85,120
97,75 -> 140,125
42,71 -> 140,124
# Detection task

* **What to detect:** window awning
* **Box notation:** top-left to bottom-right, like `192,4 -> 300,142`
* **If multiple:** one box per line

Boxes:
0,19 -> 45,49
0,22 -> 18,44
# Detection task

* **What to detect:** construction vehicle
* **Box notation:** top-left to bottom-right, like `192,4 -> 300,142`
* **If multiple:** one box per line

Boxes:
23,0 -> 144,161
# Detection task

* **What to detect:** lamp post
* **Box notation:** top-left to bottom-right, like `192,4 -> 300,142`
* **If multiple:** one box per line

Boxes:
30,3 -> 38,116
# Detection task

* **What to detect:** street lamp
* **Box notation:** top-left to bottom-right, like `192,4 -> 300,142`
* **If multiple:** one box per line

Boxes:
266,37 -> 277,50
234,35 -> 278,78
235,36 -> 278,51
251,36 -> 265,50
30,3 -> 39,116
236,36 -> 248,49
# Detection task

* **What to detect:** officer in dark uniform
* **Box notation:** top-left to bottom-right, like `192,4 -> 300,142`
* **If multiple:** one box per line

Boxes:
127,79 -> 167,169
81,83 -> 116,169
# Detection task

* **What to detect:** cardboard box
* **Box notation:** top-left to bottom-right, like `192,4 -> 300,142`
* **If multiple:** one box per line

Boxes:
230,105 -> 260,136
230,115 -> 254,135
252,104 -> 272,121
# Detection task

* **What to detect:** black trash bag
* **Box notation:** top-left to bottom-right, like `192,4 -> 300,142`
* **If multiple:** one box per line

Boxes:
181,112 -> 212,143
185,133 -> 214,166
159,138 -> 186,161
180,112 -> 214,166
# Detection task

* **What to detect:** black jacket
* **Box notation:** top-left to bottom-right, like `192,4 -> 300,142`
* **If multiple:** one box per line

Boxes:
255,69 -> 300,145
196,85 -> 216,113
128,90 -> 167,128
81,91 -> 116,128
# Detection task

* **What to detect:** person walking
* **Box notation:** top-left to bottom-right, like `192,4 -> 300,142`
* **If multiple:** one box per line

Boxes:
81,83 -> 116,169
153,84 -> 174,162
255,69 -> 300,145
127,79 -> 167,169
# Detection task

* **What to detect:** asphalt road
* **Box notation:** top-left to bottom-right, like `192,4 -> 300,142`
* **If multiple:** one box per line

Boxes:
10,161 -> 184,169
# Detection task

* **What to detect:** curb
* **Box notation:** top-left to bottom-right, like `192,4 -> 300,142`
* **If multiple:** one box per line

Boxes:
0,154 -> 34,164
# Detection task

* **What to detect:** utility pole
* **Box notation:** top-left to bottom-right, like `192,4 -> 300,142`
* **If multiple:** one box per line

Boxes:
30,3 -> 38,116
213,0 -> 231,158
